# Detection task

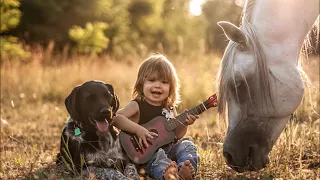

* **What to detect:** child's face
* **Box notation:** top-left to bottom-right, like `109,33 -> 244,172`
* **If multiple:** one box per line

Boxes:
143,74 -> 170,106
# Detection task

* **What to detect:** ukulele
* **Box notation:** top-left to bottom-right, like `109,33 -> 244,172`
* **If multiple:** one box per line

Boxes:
119,93 -> 218,164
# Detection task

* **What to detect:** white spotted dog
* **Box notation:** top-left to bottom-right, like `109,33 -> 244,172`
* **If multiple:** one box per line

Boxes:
56,80 -> 139,180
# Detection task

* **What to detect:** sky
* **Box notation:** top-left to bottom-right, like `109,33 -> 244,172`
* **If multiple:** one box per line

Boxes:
189,0 -> 206,16
189,0 -> 245,16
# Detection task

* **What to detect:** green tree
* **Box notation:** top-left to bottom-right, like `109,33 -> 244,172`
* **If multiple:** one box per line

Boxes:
128,0 -> 164,51
202,0 -> 242,52
11,0 -> 135,56
162,0 -> 206,54
0,0 -> 30,62
69,22 -> 109,55
127,0 -> 206,55
95,0 -> 136,56
14,0 -> 97,46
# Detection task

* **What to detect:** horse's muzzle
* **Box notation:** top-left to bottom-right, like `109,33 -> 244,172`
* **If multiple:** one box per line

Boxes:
223,145 -> 270,172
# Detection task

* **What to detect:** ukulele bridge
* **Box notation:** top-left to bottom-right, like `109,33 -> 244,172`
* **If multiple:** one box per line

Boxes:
130,135 -> 142,151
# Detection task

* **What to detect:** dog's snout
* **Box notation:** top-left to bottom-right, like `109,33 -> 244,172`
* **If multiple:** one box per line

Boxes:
100,107 -> 111,116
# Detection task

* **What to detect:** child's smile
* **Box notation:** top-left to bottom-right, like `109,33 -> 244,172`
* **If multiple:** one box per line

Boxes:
143,78 -> 170,106
151,90 -> 162,95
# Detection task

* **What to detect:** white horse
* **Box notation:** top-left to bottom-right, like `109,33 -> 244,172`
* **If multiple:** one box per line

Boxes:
217,0 -> 319,172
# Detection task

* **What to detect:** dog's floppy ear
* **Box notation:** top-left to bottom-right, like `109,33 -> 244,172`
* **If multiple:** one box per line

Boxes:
65,85 -> 81,121
105,84 -> 120,113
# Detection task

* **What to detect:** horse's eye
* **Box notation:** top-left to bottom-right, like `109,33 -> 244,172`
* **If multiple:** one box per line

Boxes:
236,82 -> 242,88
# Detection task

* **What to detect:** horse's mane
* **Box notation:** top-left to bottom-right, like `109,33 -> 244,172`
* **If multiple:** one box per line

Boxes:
217,0 -> 319,118
217,0 -> 272,117
300,17 -> 319,65
298,16 -> 319,115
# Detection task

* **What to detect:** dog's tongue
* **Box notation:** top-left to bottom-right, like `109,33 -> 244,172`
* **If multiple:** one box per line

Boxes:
96,119 -> 109,132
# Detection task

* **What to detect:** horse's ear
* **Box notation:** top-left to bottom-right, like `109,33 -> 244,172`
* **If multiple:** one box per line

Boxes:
105,84 -> 120,113
65,85 -> 81,121
218,21 -> 246,45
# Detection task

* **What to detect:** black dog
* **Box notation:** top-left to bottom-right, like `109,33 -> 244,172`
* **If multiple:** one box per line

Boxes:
56,80 -> 138,179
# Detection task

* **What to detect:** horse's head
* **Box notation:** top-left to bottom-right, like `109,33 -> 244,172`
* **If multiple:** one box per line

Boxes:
217,21 -> 306,172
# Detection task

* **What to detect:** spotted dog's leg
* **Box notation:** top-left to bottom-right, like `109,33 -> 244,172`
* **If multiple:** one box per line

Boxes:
124,163 -> 140,180
84,166 -> 130,180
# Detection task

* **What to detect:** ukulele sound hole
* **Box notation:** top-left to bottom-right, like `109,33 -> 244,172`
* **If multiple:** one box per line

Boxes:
149,129 -> 159,139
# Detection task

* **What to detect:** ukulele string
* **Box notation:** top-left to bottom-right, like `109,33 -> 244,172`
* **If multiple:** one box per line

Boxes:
167,98 -> 215,130
176,102 -> 205,127
201,102 -> 207,111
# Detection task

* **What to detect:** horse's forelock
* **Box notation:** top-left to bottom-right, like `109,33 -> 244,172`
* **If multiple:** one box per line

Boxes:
217,42 -> 236,117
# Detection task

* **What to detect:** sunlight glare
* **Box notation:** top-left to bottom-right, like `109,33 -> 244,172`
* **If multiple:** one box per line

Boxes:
189,0 -> 205,16
235,0 -> 245,7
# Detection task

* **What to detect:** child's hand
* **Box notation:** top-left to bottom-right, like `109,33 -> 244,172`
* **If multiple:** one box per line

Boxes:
185,110 -> 199,125
135,125 -> 158,148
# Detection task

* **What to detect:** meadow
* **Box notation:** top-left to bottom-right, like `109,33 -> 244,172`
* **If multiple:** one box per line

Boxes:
1,52 -> 319,179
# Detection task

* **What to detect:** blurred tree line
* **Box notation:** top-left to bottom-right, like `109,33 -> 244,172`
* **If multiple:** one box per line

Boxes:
1,0 -> 30,61
2,0 -> 243,61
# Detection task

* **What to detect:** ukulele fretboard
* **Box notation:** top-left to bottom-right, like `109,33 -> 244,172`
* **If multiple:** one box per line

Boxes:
165,98 -> 214,131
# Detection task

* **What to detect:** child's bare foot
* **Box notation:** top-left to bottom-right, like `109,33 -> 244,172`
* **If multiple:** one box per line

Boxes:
163,161 -> 179,180
178,160 -> 195,180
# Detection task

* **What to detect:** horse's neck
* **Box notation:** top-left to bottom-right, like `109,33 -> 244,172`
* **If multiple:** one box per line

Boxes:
248,0 -> 319,64
251,0 -> 319,42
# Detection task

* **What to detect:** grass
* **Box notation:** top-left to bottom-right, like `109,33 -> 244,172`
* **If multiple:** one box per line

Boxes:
1,53 -> 319,179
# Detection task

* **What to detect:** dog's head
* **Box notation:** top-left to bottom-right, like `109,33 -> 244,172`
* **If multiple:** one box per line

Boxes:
65,80 -> 119,132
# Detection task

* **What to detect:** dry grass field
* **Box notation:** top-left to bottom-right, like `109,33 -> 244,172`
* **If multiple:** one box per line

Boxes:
1,53 -> 319,179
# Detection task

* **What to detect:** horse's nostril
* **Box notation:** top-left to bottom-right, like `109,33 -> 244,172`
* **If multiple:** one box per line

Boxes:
266,157 -> 270,164
263,155 -> 270,167
223,151 -> 233,164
